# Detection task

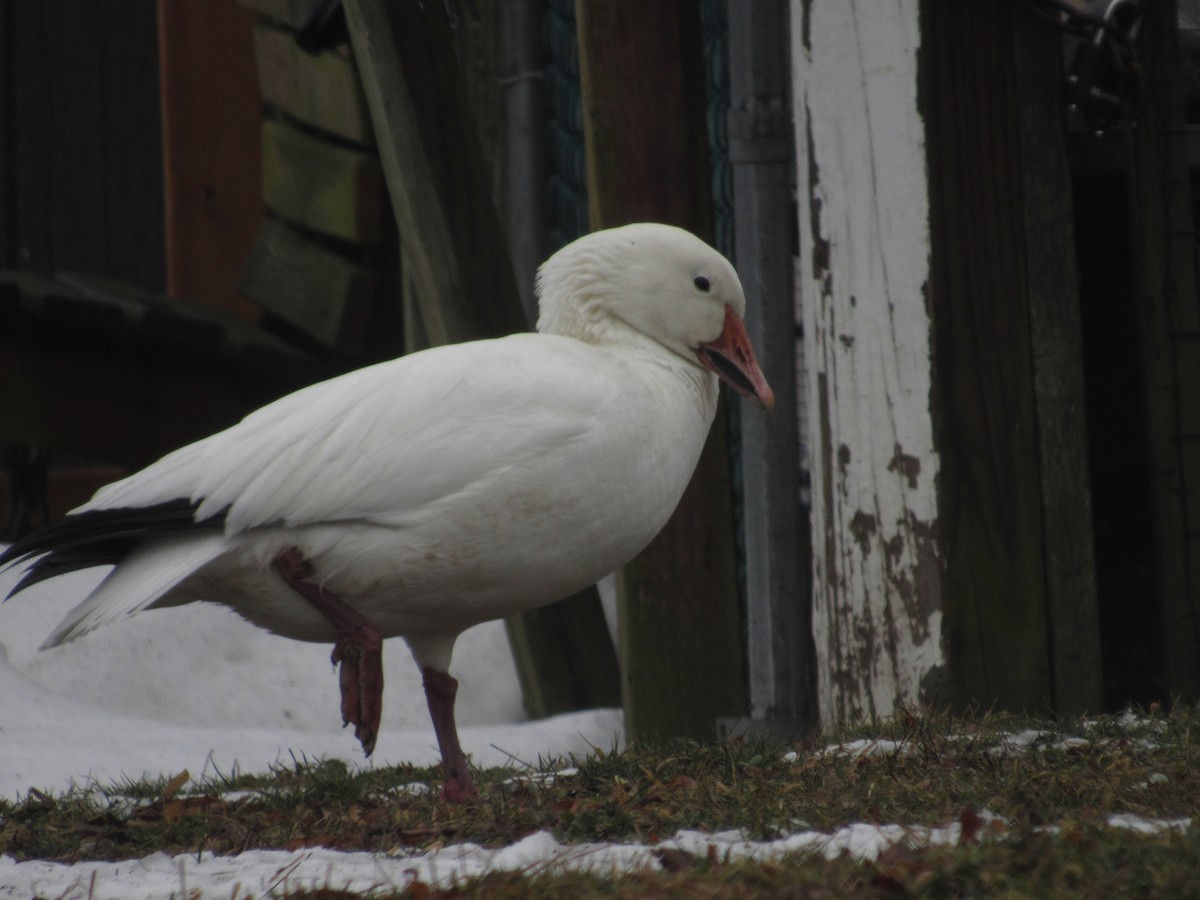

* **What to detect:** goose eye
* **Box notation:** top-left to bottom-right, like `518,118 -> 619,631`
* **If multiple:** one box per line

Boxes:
693,275 -> 711,293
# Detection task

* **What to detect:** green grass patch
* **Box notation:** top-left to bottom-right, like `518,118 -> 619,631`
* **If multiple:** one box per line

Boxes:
3,705 -> 1198,897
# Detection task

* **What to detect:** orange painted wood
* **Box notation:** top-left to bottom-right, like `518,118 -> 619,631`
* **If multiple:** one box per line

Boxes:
158,0 -> 263,321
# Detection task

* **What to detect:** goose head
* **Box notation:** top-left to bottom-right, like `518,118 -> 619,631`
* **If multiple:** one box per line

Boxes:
535,223 -> 775,410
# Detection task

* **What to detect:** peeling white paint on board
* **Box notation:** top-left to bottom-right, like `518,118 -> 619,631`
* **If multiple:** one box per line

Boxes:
791,1 -> 944,725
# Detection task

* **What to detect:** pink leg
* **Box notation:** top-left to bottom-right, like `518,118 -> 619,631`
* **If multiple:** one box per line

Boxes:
422,666 -> 476,800
273,547 -> 383,757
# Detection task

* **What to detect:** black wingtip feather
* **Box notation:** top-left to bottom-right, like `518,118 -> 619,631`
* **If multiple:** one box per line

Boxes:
1,498 -> 227,598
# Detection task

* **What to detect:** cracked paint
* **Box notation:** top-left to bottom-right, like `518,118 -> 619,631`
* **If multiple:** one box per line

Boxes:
792,1 -> 943,727
849,511 -> 877,556
888,445 -> 922,489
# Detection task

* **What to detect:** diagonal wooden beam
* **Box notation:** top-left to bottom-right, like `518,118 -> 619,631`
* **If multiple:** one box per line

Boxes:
342,0 -> 620,717
342,0 -> 521,344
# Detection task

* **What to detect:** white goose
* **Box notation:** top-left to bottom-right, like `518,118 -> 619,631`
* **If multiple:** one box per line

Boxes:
0,223 -> 773,800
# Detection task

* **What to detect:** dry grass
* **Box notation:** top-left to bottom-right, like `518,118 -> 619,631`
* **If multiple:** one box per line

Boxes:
2,705 -> 1198,897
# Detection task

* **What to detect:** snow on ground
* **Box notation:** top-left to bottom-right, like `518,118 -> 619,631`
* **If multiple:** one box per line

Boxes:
0,810 -> 1190,898
0,559 -> 624,895
0,565 -> 622,801
0,560 -> 1193,897
0,821 -> 968,899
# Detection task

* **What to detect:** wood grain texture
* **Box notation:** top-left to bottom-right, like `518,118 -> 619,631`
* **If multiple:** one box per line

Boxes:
1012,14 -> 1101,713
239,217 -> 377,354
577,1 -> 713,237
1125,0 -> 1200,698
343,0 -> 526,343
343,0 -> 620,718
254,23 -> 374,145
794,2 -> 944,725
730,0 -> 815,733
158,0 -> 263,319
260,118 -> 385,244
923,0 -> 1053,713
578,0 -> 747,743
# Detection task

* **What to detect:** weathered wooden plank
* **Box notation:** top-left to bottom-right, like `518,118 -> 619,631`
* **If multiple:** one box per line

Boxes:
793,2 -> 945,725
158,0 -> 262,319
253,23 -> 374,146
239,217 -> 377,354
577,0 -> 747,743
1011,10 -> 1101,713
796,0 -> 1107,721
447,1 -> 507,208
728,0 -> 815,736
343,0 -> 621,718
342,0 -> 527,342
577,3 -> 712,230
260,118 -> 385,244
1126,0 -> 1200,698
923,0 -> 1055,713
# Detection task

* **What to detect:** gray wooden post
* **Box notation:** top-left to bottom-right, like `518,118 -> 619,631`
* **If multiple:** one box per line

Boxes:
721,0 -> 815,738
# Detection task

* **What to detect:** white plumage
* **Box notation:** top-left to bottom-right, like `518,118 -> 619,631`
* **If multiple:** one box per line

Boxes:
1,222 -> 773,800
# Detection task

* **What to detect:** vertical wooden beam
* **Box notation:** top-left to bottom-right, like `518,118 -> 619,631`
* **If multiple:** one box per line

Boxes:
798,0 -> 1101,721
343,0 -> 620,717
578,3 -> 713,233
923,0 -> 1054,713
158,0 -> 262,319
728,0 -> 815,734
577,0 -> 748,742
924,1 -> 1104,713
1126,0 -> 1200,698
1012,12 -> 1102,713
794,1 -> 944,724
